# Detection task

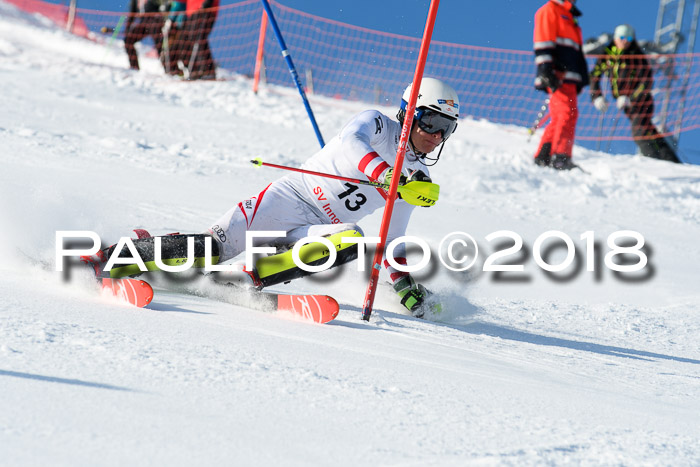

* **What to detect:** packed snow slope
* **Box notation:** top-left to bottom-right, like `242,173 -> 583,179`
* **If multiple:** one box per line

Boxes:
2,3 -> 700,465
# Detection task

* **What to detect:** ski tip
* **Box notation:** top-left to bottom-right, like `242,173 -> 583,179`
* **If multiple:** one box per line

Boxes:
134,280 -> 154,307
101,278 -> 154,308
276,294 -> 339,324
325,295 -> 340,322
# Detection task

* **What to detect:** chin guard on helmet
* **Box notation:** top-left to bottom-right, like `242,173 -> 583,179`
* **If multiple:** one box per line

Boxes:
418,142 -> 446,167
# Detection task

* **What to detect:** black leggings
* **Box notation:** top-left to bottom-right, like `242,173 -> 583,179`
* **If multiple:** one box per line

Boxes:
180,10 -> 217,77
124,16 -> 164,70
624,93 -> 680,163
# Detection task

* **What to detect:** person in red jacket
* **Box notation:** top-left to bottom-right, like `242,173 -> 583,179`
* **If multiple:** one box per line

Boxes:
532,0 -> 589,170
178,0 -> 219,80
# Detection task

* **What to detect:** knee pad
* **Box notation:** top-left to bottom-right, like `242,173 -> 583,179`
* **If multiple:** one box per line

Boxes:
254,228 -> 363,288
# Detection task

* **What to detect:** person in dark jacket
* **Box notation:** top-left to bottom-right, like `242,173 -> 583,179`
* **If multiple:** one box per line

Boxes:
590,24 -> 680,163
532,0 -> 590,170
124,0 -> 166,71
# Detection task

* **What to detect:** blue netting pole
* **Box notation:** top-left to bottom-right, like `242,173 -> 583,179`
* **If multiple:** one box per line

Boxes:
259,0 -> 325,148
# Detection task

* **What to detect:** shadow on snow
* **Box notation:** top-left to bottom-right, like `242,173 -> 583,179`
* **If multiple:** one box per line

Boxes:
0,369 -> 138,391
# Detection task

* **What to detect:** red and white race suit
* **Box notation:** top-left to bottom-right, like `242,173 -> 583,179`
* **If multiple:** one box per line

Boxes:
208,110 -> 429,283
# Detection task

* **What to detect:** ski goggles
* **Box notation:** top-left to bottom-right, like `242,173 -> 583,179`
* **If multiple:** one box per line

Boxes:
414,108 -> 458,139
618,35 -> 633,41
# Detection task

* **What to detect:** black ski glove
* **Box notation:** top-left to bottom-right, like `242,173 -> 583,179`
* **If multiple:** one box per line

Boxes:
535,63 -> 560,93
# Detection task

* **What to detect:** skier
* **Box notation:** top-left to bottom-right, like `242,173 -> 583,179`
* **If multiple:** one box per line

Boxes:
590,24 -> 680,163
124,0 -> 166,71
104,78 -> 460,317
532,0 -> 589,170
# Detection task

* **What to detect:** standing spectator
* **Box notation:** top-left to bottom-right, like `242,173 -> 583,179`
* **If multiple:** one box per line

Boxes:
590,24 -> 680,163
532,0 -> 589,170
124,0 -> 166,71
179,0 -> 219,80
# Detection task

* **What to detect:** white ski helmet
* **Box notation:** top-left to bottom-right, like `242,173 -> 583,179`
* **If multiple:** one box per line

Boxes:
400,77 -> 460,120
397,77 -> 460,160
398,77 -> 459,143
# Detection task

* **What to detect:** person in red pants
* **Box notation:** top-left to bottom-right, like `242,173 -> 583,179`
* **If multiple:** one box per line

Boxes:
532,0 -> 589,170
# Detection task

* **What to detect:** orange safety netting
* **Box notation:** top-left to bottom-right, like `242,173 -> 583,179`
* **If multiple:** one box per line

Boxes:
7,0 -> 700,149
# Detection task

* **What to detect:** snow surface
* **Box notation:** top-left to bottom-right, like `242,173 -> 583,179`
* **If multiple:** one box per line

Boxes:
2,3 -> 700,465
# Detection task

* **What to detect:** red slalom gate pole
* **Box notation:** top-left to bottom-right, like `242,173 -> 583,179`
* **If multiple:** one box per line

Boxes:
361,0 -> 441,322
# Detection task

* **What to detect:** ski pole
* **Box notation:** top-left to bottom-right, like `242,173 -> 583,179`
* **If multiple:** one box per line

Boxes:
108,16 -> 125,46
184,14 -> 204,80
101,16 -> 126,63
162,19 -> 171,74
527,97 -> 550,141
252,158 -> 379,186
250,158 -> 438,207
595,112 -> 605,151
605,115 -> 620,153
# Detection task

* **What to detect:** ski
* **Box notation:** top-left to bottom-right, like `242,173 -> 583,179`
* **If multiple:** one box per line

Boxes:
81,230 -> 155,308
82,229 -> 337,322
249,292 -> 339,324
100,277 -> 154,308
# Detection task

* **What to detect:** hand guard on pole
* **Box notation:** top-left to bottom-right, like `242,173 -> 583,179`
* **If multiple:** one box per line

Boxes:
381,168 -> 432,186
381,168 -> 437,207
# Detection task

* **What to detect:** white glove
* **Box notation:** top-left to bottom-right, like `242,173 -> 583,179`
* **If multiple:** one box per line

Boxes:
593,96 -> 608,113
616,95 -> 631,110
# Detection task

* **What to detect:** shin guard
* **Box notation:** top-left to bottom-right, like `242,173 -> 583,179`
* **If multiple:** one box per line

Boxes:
254,229 -> 363,288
